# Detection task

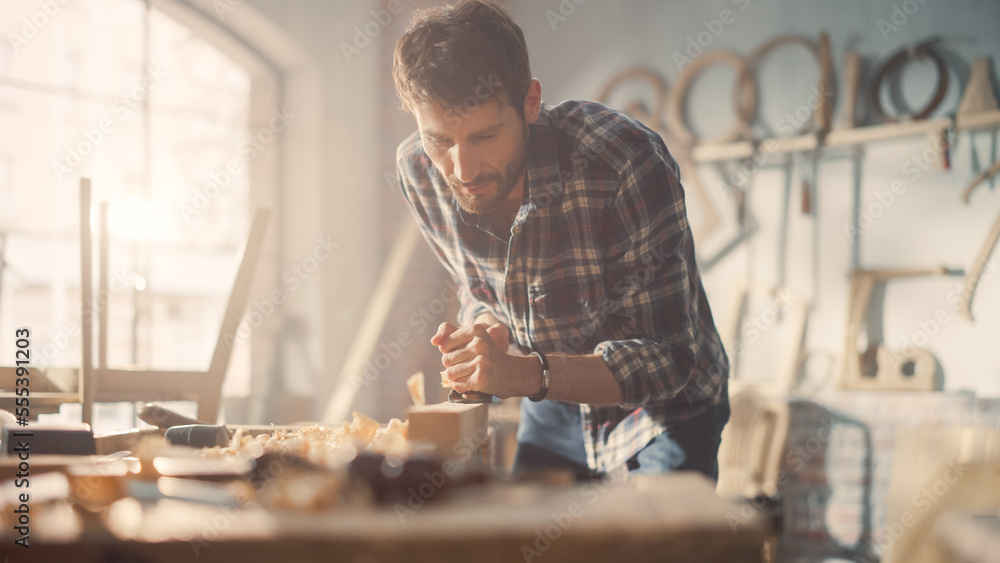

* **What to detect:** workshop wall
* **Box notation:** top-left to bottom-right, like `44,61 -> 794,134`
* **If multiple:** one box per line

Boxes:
485,2 -> 1000,562
369,0 -> 1000,417
505,0 -> 1000,396
206,0 -> 388,421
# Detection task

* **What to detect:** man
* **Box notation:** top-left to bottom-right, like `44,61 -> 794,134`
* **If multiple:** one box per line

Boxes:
392,0 -> 729,480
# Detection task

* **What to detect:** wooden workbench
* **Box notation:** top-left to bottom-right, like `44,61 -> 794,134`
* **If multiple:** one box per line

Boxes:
2,472 -> 769,562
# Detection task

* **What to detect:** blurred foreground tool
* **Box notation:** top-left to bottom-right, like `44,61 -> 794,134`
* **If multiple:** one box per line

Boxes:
164,424 -> 229,448
1,421 -> 95,455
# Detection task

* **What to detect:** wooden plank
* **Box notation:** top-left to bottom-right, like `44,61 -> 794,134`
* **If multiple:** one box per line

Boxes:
691,109 -> 1000,163
98,202 -> 109,369
835,51 -> 862,130
886,460 -> 1000,563
79,178 -> 94,426
0,473 -> 767,563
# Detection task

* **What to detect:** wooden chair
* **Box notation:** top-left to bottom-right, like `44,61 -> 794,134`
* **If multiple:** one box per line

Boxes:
884,428 -> 1000,563
0,178 -> 270,424
716,389 -> 790,563
717,389 -> 790,498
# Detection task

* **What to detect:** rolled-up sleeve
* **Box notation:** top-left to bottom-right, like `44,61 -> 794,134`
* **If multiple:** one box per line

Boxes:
593,139 -> 702,410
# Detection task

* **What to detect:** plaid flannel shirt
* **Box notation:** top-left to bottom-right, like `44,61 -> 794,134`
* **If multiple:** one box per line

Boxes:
396,100 -> 729,472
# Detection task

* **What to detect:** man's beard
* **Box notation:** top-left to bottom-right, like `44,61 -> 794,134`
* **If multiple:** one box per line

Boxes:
446,127 -> 528,215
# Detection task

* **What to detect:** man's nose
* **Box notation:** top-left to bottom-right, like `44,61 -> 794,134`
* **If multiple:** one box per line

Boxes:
452,144 -> 480,184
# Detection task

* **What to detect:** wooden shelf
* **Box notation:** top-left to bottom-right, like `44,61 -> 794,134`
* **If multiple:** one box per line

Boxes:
690,109 -> 1000,163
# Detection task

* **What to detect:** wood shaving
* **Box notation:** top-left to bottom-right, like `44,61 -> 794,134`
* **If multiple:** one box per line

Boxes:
203,412 -> 410,467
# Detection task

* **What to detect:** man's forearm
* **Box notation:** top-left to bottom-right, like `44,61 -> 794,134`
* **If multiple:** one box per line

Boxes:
510,353 -> 624,406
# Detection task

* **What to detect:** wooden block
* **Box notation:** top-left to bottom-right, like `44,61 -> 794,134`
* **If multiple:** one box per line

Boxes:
407,402 -> 487,462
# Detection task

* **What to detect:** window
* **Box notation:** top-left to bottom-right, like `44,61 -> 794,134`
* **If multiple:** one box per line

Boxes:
0,0 -> 276,430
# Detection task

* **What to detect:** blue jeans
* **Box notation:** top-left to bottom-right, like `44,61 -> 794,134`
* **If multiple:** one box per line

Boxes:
513,398 -> 730,482
625,398 -> 730,482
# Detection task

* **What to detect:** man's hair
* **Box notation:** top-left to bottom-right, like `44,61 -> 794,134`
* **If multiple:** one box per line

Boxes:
393,0 -> 531,119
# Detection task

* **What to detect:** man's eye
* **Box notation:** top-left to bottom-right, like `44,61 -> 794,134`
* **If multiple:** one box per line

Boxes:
477,134 -> 497,141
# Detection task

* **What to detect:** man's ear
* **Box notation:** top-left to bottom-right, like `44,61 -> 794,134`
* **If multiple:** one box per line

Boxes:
523,79 -> 542,124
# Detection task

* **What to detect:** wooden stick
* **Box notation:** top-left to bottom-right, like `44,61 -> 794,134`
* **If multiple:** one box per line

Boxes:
200,208 -> 271,424
835,52 -> 862,130
98,203 -> 109,370
962,159 -> 1000,204
79,179 -> 94,426
958,207 -> 1000,321
690,109 -> 1000,163
815,31 -> 834,133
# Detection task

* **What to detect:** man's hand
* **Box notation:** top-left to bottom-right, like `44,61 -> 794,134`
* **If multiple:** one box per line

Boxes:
431,322 -> 536,398
474,312 -> 511,351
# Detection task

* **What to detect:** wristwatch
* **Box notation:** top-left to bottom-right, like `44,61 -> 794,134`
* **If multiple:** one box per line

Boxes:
528,351 -> 550,402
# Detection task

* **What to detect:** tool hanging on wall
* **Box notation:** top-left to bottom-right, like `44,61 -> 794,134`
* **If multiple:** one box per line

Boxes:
868,36 -> 951,124
956,56 -> 1000,202
836,51 -> 863,130
957,206 -> 1000,322
667,50 -> 757,146
841,267 -> 958,391
836,50 -> 867,271
869,36 -> 955,169
963,160 -> 1000,203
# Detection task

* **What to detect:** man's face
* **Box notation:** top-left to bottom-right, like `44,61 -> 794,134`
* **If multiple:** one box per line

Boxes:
415,97 -> 529,215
